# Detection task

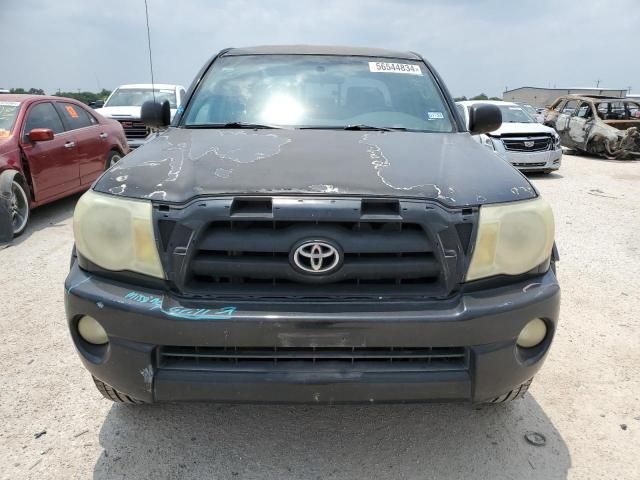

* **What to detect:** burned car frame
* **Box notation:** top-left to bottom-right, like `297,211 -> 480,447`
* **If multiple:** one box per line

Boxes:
544,95 -> 640,159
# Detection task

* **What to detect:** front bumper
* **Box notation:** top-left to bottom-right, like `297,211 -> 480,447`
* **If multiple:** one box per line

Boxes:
65,262 -> 560,404
494,144 -> 562,172
125,137 -> 152,149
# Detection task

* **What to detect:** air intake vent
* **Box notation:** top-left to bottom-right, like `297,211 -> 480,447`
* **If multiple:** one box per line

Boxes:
159,346 -> 468,373
230,198 -> 273,216
361,199 -> 400,217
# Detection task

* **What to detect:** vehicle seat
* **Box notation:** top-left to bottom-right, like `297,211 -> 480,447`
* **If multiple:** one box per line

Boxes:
199,94 -> 246,123
345,87 -> 386,115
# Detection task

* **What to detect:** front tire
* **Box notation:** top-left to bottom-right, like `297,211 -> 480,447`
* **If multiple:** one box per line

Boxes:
485,378 -> 533,404
106,150 -> 122,170
10,179 -> 30,237
92,376 -> 145,404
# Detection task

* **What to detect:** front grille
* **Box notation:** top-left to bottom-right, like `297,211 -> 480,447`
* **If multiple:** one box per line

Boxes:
185,220 -> 441,297
501,135 -> 551,152
158,346 -> 468,373
117,119 -> 149,139
512,162 -> 547,167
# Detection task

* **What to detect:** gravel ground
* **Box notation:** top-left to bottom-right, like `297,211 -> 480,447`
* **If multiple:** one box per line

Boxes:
0,153 -> 638,480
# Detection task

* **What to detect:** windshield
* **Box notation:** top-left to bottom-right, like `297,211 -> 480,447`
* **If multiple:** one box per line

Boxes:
0,101 -> 20,138
182,55 -> 455,132
498,104 -> 534,123
520,104 -> 537,116
105,88 -> 177,108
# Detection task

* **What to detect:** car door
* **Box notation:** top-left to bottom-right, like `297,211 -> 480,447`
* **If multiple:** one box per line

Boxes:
20,101 -> 80,201
55,101 -> 107,185
555,100 -> 578,146
567,102 -> 595,150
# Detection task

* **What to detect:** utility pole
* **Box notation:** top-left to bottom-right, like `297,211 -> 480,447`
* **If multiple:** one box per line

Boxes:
595,79 -> 600,88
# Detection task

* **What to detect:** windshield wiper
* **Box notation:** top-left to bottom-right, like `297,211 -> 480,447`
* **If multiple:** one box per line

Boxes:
344,124 -> 397,131
185,122 -> 281,129
301,124 -> 405,131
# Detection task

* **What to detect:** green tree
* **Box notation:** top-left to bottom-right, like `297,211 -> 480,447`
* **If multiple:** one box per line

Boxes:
453,96 -> 467,101
9,88 -> 45,94
470,93 -> 489,100
55,90 -> 111,105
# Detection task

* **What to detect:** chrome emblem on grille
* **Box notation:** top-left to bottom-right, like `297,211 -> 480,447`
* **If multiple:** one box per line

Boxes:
292,240 -> 341,274
524,140 -> 535,148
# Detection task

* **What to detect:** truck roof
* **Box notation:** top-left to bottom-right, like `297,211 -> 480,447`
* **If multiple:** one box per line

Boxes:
457,100 -> 519,107
223,45 -> 421,60
116,84 -> 182,90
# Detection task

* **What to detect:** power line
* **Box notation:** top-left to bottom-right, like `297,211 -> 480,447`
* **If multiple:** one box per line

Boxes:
144,0 -> 156,103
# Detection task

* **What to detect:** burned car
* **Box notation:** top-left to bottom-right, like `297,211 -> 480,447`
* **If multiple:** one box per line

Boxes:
65,46 -> 559,405
544,95 -> 640,159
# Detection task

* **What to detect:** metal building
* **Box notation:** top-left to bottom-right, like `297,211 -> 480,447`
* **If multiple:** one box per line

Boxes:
503,87 -> 627,108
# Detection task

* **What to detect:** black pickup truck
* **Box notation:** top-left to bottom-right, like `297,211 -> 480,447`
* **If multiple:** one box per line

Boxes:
65,45 -> 559,404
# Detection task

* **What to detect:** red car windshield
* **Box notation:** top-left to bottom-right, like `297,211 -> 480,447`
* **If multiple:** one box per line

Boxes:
0,101 -> 20,138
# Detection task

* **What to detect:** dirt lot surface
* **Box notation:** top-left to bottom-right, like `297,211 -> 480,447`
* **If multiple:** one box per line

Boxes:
1,153 -> 639,480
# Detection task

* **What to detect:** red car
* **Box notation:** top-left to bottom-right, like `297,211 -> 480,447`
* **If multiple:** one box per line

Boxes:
0,95 -> 129,240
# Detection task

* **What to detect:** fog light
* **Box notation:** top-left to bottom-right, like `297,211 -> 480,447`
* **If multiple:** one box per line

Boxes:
517,318 -> 547,348
78,316 -> 108,345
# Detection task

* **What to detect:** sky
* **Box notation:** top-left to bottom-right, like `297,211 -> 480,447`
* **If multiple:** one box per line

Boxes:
2,0 -> 639,97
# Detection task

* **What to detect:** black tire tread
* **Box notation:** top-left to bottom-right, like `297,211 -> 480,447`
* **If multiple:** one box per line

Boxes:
105,150 -> 122,170
486,378 -> 533,404
92,376 -> 144,404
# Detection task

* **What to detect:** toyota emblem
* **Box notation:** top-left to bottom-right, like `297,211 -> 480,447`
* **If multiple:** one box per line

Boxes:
291,240 -> 342,274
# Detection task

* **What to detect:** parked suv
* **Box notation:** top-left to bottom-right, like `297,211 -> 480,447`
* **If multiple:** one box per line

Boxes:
95,84 -> 186,148
66,46 -> 559,405
457,100 -> 562,174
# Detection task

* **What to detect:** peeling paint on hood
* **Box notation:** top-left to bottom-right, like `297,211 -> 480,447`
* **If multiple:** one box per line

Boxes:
95,127 -> 536,206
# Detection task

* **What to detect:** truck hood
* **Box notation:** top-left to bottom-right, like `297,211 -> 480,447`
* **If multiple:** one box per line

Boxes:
95,106 -> 177,120
488,122 -> 556,137
95,128 -> 536,207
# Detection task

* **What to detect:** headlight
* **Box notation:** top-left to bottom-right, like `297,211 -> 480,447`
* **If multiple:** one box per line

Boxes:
73,190 -> 164,278
466,197 -> 554,281
480,135 -> 496,150
553,134 -> 561,147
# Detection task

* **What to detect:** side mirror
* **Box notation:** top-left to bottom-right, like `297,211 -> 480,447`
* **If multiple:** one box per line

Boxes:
28,128 -> 54,142
141,100 -> 171,128
468,104 -> 502,135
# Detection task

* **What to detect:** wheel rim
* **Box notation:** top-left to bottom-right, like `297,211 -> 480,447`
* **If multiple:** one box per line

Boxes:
109,153 -> 122,168
10,180 -> 29,234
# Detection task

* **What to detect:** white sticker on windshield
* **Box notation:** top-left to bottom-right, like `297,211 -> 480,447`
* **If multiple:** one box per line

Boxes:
369,62 -> 422,75
509,107 -> 522,110
0,101 -> 20,107
427,111 -> 444,120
